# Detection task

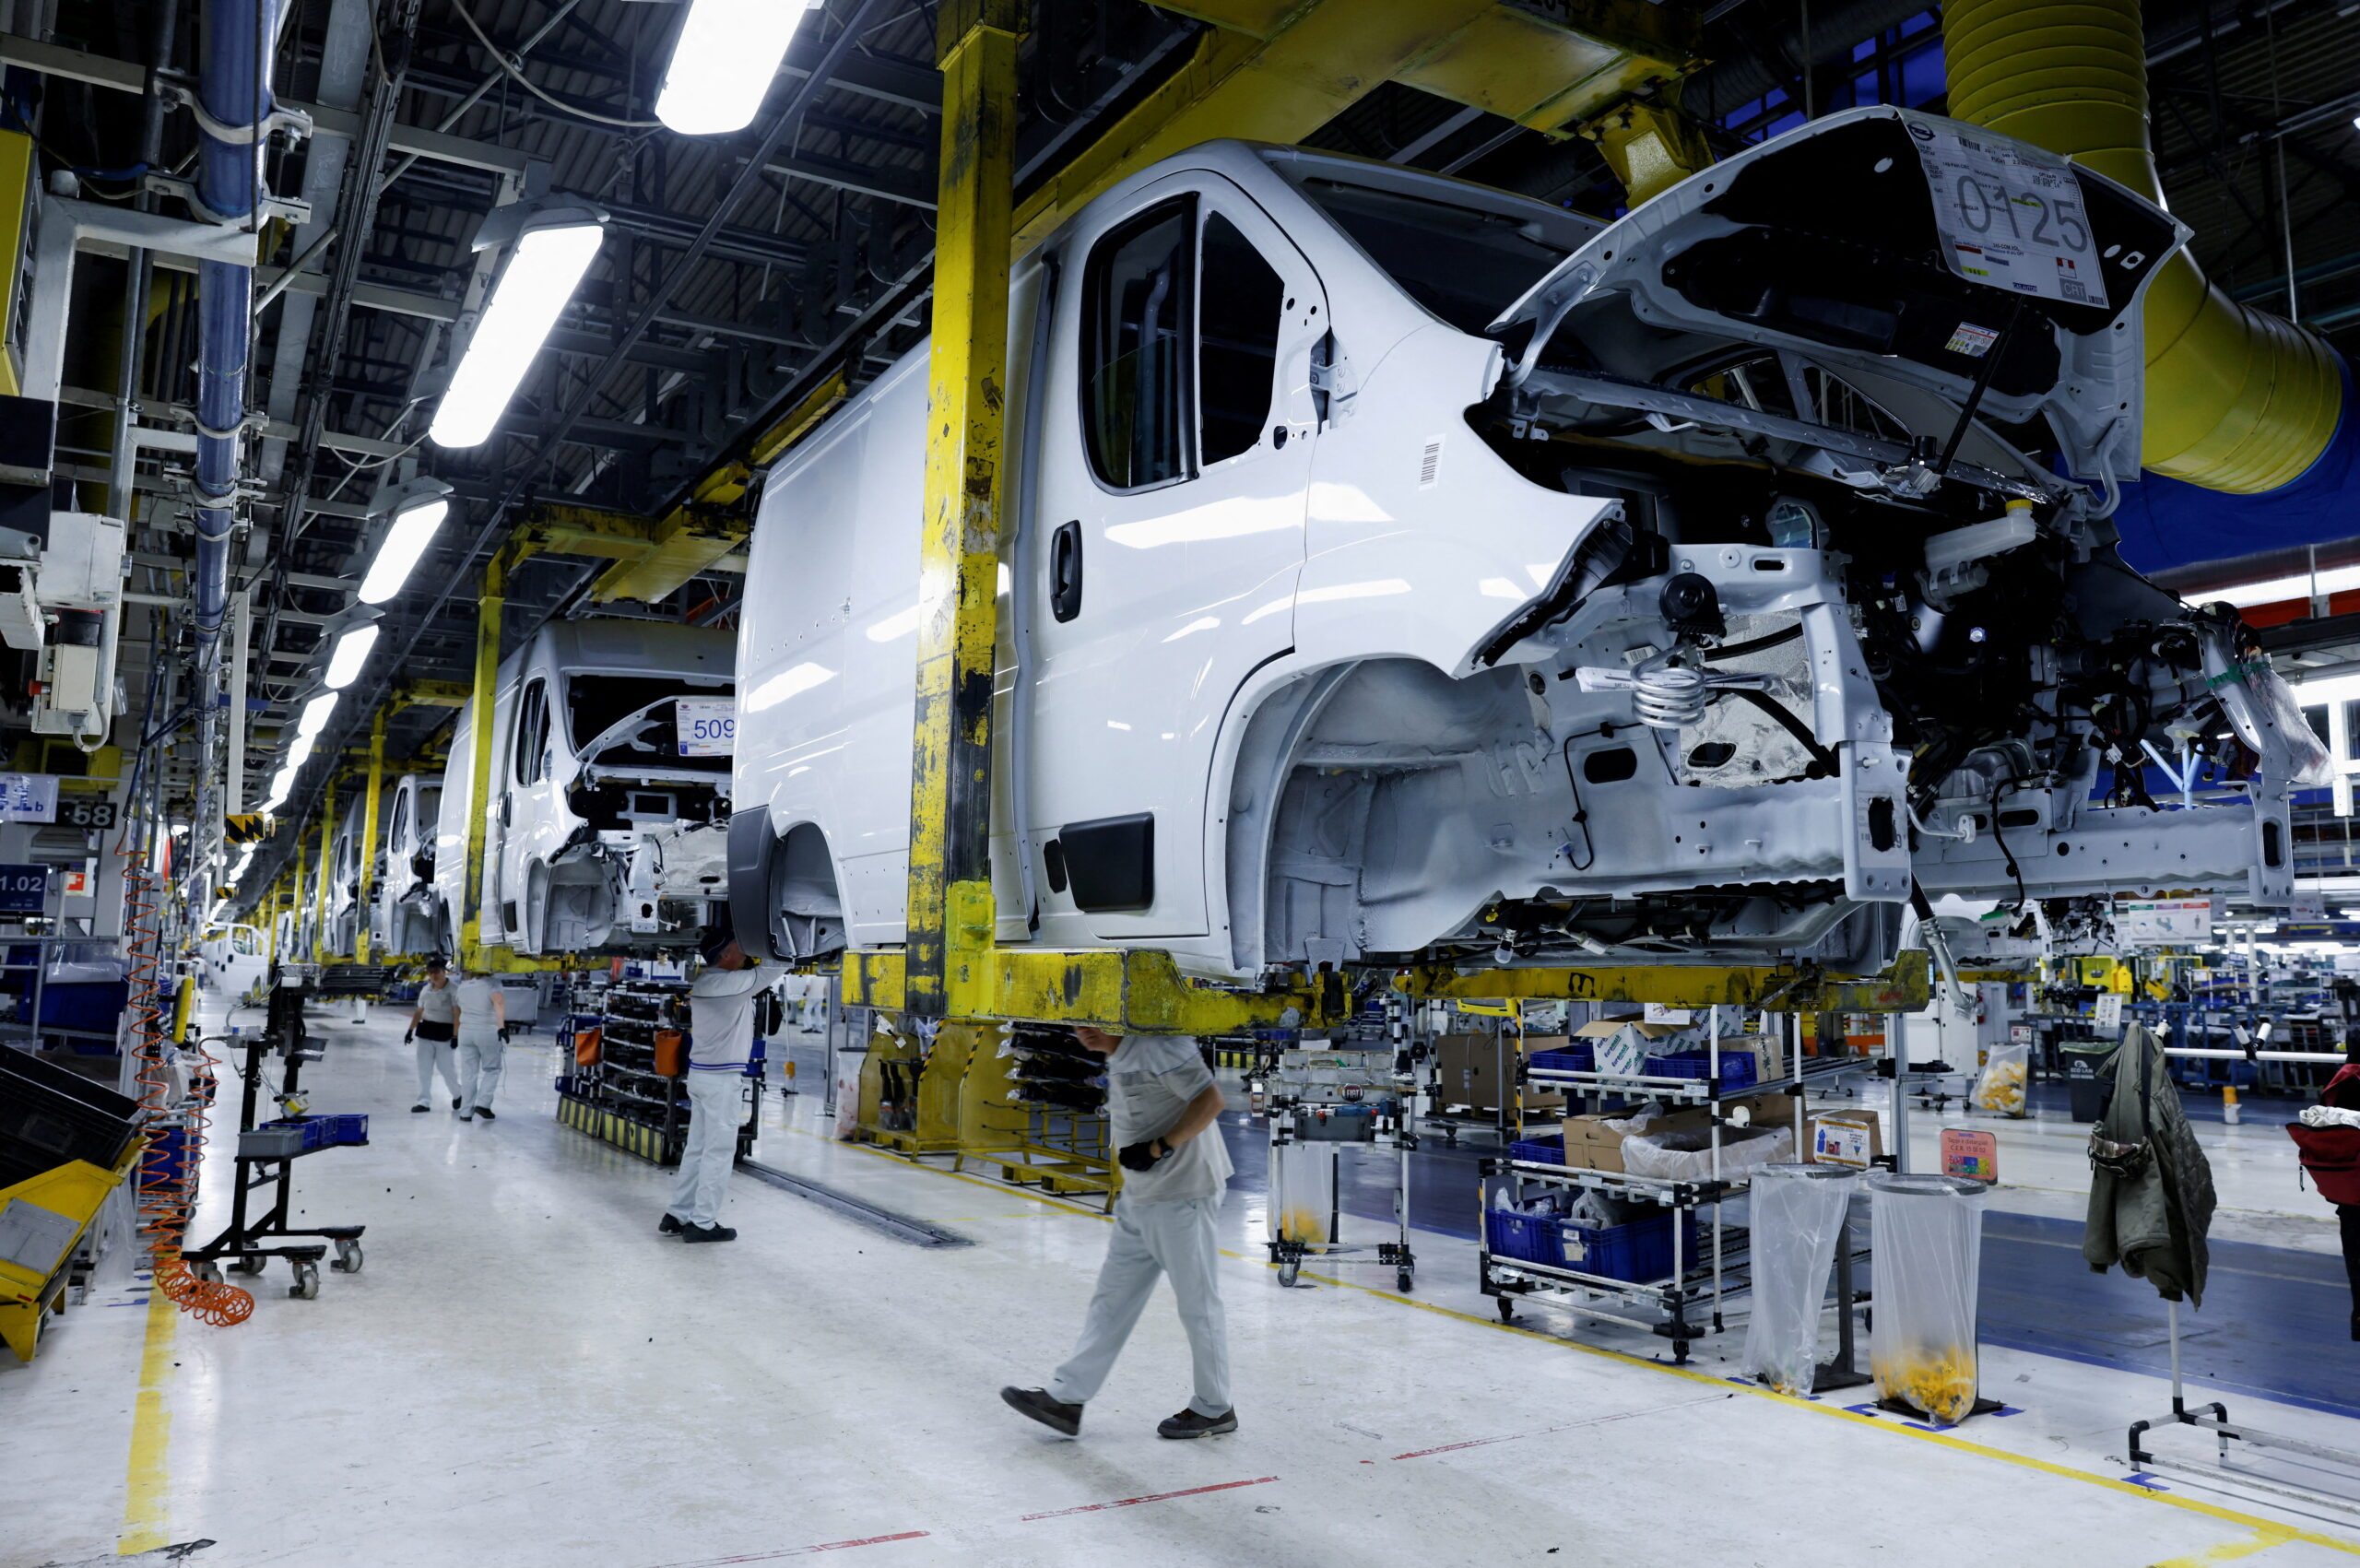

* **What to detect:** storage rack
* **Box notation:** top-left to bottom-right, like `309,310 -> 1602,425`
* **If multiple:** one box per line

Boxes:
1487,1010 -> 1877,1356
954,1023 -> 1117,1208
556,980 -> 690,1165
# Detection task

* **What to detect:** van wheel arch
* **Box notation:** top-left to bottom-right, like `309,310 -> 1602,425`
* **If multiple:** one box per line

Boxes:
728,812 -> 847,961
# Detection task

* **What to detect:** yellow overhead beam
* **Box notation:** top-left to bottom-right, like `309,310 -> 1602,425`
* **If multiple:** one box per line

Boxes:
1393,952 -> 1933,1014
1015,0 -> 1698,250
391,680 -> 470,713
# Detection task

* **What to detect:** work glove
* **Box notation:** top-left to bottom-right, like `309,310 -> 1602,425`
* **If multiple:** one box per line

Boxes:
1117,1138 -> 1169,1173
403,1026 -> 414,1044
498,1024 -> 513,1043
2299,1104 -> 2360,1129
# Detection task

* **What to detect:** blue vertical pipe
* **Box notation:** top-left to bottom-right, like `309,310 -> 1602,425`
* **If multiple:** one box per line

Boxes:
194,0 -> 277,667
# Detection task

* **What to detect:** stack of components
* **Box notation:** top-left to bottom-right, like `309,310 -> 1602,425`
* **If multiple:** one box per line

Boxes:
1002,1025 -> 1106,1114
567,981 -> 690,1163
0,1048 -> 143,1360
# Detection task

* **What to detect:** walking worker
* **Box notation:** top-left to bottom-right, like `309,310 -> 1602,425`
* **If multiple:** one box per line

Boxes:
662,918 -> 782,1244
1002,1025 -> 1237,1440
406,955 -> 460,1114
451,965 -> 510,1123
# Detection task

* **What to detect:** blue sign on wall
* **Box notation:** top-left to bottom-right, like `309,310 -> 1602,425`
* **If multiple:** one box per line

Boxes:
0,864 -> 52,914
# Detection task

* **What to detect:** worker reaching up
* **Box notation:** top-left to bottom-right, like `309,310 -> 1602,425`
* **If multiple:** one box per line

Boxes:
1003,1026 -> 1237,1440
661,917 -> 782,1244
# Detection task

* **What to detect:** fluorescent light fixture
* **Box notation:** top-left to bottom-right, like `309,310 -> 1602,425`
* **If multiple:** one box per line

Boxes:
656,0 -> 823,136
431,209 -> 606,448
358,489 -> 451,605
298,690 -> 340,737
288,733 -> 315,769
324,621 -> 382,689
169,824 -> 187,838
2196,563 -> 2360,608
263,773 -> 291,811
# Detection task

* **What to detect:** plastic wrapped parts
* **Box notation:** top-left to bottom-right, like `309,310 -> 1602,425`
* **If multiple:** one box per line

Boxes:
1971,1043 -> 2029,1116
1742,1164 -> 1860,1397
1869,1173 -> 1988,1425
1620,1122 -> 1794,1181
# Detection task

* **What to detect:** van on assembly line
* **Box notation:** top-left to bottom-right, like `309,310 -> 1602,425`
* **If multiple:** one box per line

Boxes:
728,110 -> 2327,985
323,810 -> 362,960
433,620 -> 734,957
372,772 -> 443,959
199,922 -> 268,1003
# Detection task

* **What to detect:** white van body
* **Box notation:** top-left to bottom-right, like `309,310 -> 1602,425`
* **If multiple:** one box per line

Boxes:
372,772 -> 443,959
323,810 -> 361,959
731,112 -> 2324,982
433,620 -> 734,956
199,923 -> 268,1003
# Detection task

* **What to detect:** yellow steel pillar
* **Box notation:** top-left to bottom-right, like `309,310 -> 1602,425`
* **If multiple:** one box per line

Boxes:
313,780 -> 336,964
292,840 -> 307,962
357,711 -> 385,964
900,0 -> 1020,1021
459,548 -> 508,973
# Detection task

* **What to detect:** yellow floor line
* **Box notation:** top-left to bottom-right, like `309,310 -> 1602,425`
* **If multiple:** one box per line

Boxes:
793,1126 -> 2360,1557
117,1287 -> 177,1555
2152,1525 -> 2300,1565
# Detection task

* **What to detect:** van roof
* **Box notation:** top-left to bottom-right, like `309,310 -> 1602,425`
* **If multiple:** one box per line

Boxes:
534,619 -> 735,680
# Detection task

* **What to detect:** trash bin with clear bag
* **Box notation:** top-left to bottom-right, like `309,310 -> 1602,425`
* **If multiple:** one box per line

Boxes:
1741,1163 -> 1860,1397
1971,1042 -> 2030,1116
1868,1172 -> 1988,1424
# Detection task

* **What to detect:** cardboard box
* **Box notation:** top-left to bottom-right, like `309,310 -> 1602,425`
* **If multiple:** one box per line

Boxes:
1809,1109 -> 1885,1168
1557,1090 -> 1800,1173
1434,1033 -> 1563,1114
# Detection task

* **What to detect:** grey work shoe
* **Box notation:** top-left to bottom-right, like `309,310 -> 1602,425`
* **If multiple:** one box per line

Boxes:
1000,1386 -> 1081,1437
680,1223 -> 737,1244
1157,1407 -> 1237,1439
658,1212 -> 685,1235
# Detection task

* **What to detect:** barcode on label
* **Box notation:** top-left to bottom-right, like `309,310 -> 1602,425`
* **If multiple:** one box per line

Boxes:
1419,436 -> 1444,489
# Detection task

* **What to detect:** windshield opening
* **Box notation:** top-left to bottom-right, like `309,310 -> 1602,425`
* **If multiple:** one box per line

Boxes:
1292,177 -> 1570,336
565,676 -> 731,775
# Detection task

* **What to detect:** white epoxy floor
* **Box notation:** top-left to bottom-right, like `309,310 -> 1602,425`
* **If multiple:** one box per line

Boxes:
5,1000 -> 2358,1568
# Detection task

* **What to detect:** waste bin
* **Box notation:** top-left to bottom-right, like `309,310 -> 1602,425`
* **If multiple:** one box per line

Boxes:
2062,1042 -> 2113,1123
1868,1172 -> 1988,1426
1742,1163 -> 1860,1397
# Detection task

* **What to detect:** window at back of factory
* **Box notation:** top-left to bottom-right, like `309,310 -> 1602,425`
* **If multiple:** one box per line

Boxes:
1198,212 -> 1283,466
1082,198 -> 1192,490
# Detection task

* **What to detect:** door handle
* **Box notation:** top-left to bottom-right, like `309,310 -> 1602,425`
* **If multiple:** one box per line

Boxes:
1051,521 -> 1083,623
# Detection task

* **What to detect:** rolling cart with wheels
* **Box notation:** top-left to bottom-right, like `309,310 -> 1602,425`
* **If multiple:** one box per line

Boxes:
183,1022 -> 370,1300
1263,1094 -> 1417,1293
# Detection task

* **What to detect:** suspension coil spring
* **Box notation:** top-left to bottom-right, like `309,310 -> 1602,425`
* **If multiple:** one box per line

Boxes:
1628,662 -> 1709,730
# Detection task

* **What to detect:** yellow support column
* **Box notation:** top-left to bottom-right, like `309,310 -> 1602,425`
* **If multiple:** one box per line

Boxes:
313,781 -> 336,965
357,712 -> 385,964
901,0 -> 1020,1022
292,842 -> 307,962
460,548 -> 507,973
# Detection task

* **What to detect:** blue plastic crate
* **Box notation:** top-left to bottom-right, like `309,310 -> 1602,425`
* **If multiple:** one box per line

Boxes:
260,1114 -> 369,1151
1555,1210 -> 1700,1283
1528,1044 -> 1594,1074
1644,1051 -> 1757,1091
1483,1207 -> 1566,1267
1508,1133 -> 1566,1166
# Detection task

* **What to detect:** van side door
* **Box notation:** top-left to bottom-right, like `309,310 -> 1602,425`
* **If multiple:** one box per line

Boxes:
1026,171 -> 1327,939
497,676 -> 556,946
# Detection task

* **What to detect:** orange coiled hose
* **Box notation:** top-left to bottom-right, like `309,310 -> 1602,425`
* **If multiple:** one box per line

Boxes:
125,860 -> 253,1326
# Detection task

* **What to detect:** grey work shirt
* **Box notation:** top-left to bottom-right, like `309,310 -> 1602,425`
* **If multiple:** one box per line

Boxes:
1106,1034 -> 1232,1204
452,976 -> 502,1038
416,980 -> 455,1024
687,961 -> 787,1070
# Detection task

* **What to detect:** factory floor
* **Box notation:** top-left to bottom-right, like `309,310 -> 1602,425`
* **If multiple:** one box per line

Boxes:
6,1001 -> 2358,1567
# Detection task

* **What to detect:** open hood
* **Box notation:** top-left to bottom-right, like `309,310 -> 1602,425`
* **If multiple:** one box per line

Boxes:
1490,107 -> 2189,488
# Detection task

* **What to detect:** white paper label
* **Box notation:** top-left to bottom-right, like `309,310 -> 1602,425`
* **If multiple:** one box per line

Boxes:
1910,122 -> 2107,309
675,698 -> 736,758
2094,993 -> 2124,1031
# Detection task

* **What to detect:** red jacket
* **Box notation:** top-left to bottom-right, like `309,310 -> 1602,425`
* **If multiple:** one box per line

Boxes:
2288,1062 -> 2360,1207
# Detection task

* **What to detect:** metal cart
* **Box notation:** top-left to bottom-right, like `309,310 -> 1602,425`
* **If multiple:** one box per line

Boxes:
1264,1092 -> 1417,1292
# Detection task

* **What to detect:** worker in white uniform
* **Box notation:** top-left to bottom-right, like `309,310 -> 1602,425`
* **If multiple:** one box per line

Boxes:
661,921 -> 783,1244
451,967 -> 509,1122
1002,1026 -> 1236,1439
405,955 -> 461,1114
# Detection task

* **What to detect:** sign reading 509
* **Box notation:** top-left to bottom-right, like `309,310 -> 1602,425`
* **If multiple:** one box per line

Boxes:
675,698 -> 737,759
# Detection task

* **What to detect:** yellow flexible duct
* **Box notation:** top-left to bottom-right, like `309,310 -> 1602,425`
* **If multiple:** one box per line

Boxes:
1944,0 -> 2344,492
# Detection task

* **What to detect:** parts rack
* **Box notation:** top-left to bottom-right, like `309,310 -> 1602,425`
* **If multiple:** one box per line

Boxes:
556,980 -> 690,1165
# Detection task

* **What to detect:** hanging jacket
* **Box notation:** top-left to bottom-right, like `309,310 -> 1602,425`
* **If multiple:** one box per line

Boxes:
2287,1062 -> 2360,1208
2083,1024 -> 2217,1308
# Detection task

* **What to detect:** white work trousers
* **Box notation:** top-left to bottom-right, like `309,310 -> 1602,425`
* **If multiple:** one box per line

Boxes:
1049,1192 -> 1231,1417
414,1035 -> 458,1105
668,1068 -> 742,1227
457,1030 -> 506,1111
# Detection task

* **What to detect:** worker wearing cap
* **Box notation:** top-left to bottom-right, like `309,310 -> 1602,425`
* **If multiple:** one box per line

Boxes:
661,920 -> 782,1244
451,965 -> 510,1123
1001,1026 -> 1236,1440
406,955 -> 461,1114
